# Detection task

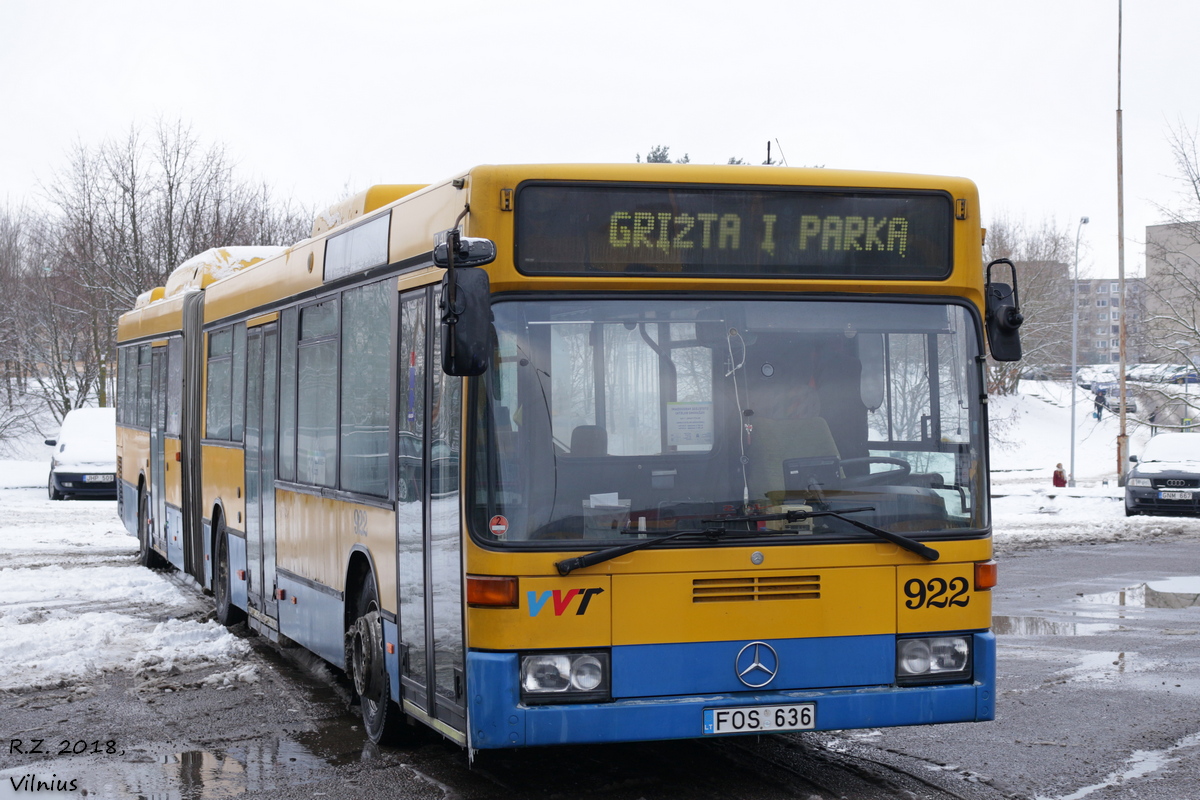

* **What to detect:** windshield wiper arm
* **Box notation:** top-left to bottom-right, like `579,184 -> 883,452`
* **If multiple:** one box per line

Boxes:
701,506 -> 940,562
556,506 -> 939,575
556,528 -> 730,575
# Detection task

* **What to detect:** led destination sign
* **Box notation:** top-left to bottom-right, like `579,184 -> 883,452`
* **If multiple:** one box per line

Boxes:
515,184 -> 953,279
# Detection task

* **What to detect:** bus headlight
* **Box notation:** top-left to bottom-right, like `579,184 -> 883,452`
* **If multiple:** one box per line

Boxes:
896,636 -> 972,684
519,651 -> 610,704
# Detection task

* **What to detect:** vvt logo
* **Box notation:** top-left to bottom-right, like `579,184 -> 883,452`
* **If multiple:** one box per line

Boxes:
528,588 -> 604,616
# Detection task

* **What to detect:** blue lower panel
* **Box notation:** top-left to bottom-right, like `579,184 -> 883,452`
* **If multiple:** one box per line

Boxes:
614,635 -> 893,696
202,521 -> 212,589
165,504 -> 185,571
226,534 -> 248,612
277,573 -> 346,669
467,633 -> 995,750
120,481 -> 138,536
383,618 -> 400,703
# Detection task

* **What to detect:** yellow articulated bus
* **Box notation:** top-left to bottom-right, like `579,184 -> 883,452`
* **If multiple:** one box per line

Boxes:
116,164 -> 1023,751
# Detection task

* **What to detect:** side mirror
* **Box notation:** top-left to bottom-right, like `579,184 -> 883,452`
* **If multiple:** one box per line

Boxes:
44,438 -> 56,447
435,225 -> 497,376
1129,455 -> 1138,463
434,235 -> 496,268
985,258 -> 1023,362
440,267 -> 492,376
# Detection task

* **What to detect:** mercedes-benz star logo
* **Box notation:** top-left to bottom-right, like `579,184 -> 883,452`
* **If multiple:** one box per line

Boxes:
734,641 -> 779,688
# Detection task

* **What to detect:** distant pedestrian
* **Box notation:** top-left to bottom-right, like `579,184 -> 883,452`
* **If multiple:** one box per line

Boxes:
1053,463 -> 1067,488
1094,389 -> 1105,420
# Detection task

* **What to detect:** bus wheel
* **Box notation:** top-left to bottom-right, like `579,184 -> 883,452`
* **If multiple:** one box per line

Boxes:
214,521 -> 246,626
136,490 -> 164,569
348,572 -> 408,745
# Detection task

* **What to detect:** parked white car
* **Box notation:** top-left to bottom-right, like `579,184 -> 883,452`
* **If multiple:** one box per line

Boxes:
45,407 -> 117,500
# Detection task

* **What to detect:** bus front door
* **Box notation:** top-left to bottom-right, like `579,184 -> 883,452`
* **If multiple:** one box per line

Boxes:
397,290 -> 466,735
245,324 -> 280,628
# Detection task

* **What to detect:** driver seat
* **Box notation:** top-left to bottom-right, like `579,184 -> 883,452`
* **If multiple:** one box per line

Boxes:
746,416 -> 840,503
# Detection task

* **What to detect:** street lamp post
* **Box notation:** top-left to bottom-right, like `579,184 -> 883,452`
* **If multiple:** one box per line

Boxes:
1069,216 -> 1090,487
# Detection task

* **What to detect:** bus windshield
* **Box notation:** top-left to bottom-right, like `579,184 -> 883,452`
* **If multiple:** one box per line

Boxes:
470,297 -> 987,547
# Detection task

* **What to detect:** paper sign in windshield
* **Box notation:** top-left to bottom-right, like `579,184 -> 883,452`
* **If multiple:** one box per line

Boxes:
667,402 -> 714,448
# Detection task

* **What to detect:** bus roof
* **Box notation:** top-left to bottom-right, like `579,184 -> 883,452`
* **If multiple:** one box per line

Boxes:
164,246 -> 289,298
311,184 -> 428,236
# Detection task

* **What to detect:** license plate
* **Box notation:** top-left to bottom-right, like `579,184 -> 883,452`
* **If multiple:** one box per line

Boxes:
703,703 -> 815,734
1159,490 -> 1192,501
84,474 -> 114,483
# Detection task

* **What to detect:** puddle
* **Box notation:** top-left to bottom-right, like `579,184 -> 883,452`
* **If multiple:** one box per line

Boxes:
992,615 -> 1122,636
1038,729 -> 1200,800
1077,576 -> 1200,610
0,724 -> 374,800
2,740 -> 314,800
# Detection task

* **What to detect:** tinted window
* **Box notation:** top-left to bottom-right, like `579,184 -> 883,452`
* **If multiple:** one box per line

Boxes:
206,328 -> 233,439
278,307 -> 298,481
297,301 -> 339,486
340,280 -> 393,496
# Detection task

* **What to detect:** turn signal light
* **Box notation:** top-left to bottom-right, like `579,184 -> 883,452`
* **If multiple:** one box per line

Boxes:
467,575 -> 519,608
975,560 -> 998,590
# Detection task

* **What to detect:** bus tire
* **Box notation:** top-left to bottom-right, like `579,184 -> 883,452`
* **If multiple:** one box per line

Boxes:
136,489 -> 165,569
214,520 -> 245,626
348,571 -> 408,745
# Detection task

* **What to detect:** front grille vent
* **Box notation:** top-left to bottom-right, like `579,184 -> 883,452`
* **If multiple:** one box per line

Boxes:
1154,478 -> 1200,489
692,575 -> 820,603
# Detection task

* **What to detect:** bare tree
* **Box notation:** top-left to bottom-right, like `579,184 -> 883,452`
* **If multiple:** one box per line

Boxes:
0,204 -> 36,427
983,216 -> 1076,394
1139,121 -> 1200,423
8,118 -> 312,423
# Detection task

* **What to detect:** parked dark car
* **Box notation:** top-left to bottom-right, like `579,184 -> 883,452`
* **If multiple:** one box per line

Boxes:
46,407 -> 117,500
1125,433 -> 1200,516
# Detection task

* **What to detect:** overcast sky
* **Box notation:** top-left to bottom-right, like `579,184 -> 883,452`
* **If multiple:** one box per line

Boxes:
4,0 -> 1197,278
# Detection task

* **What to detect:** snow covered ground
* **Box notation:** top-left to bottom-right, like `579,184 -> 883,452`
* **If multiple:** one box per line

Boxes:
988,380 -> 1200,548
0,456 -> 253,694
2,379 -> 1200,695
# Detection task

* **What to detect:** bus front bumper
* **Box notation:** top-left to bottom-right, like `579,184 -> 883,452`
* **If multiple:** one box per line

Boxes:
466,632 -> 995,749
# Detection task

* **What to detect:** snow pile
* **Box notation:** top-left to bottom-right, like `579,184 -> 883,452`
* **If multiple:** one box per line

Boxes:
0,561 -> 250,691
0,612 -> 249,691
0,454 -> 253,692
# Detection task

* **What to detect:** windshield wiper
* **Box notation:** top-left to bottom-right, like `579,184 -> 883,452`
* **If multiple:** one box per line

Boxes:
556,527 -> 750,575
555,505 -> 938,574
700,506 -> 940,562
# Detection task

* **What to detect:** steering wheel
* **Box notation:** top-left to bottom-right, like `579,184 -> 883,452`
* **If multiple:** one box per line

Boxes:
836,456 -> 912,487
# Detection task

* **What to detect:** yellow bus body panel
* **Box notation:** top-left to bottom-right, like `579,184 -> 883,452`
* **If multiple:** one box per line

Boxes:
164,436 -> 183,508
896,562 -> 993,633
464,538 -> 992,650
468,576 -> 613,651
200,444 -> 244,531
116,425 -> 149,487
118,294 -> 184,342
612,566 -> 894,645
274,489 -> 398,614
